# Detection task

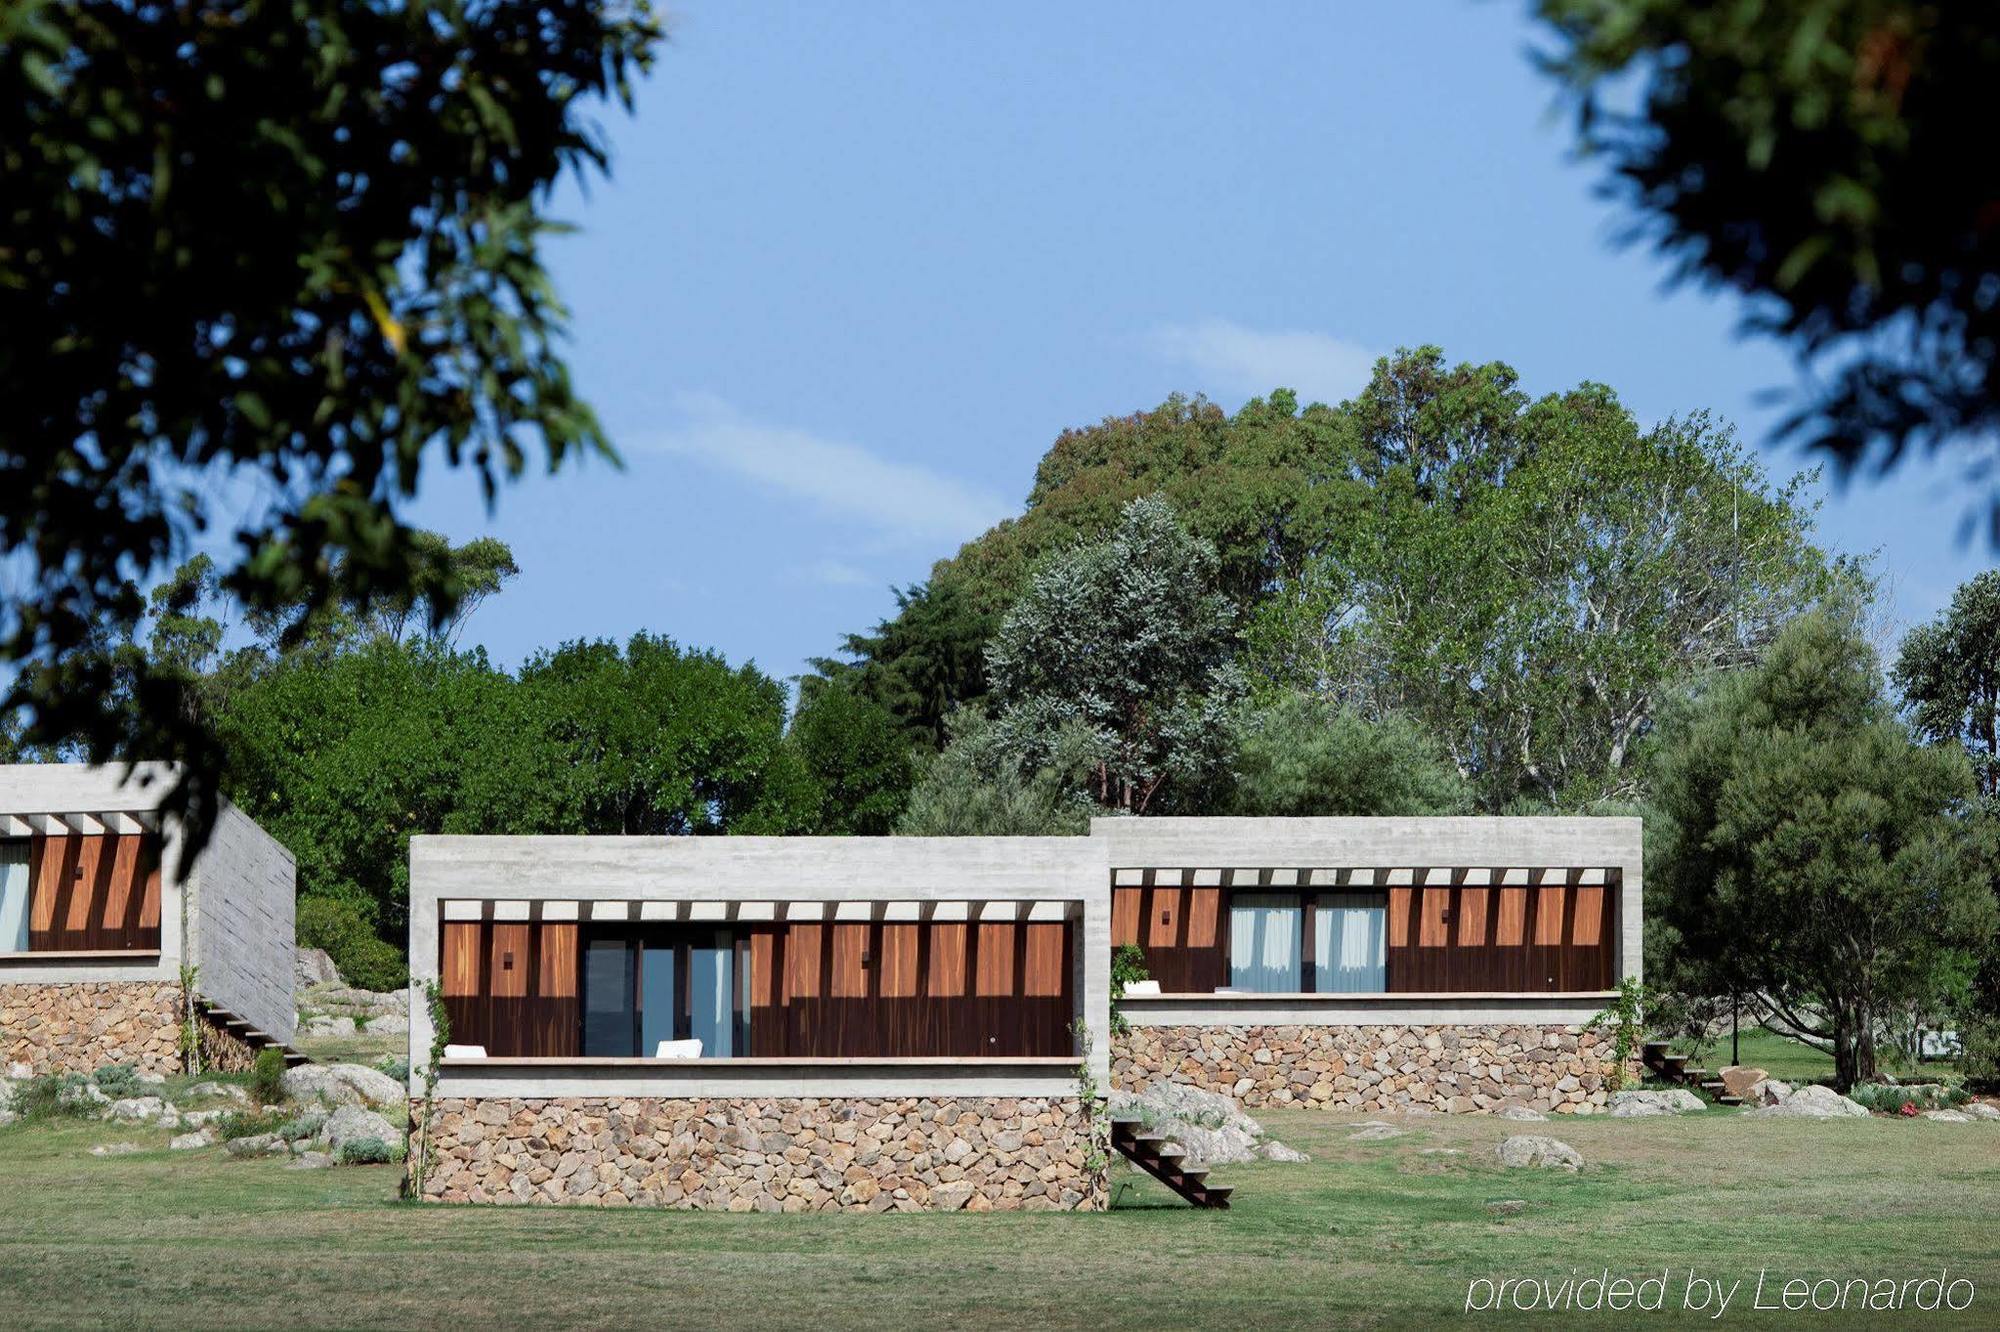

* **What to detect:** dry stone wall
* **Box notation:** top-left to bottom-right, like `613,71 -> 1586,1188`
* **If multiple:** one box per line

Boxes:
1,981 -> 183,1077
414,1095 -> 1107,1212
1113,1023 -> 1633,1114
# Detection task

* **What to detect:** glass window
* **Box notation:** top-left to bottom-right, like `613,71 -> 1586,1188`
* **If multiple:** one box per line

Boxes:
1229,893 -> 1302,992
583,937 -> 637,1056
689,935 -> 735,1057
0,841 -> 28,953
1314,892 -> 1387,992
640,945 -> 678,1055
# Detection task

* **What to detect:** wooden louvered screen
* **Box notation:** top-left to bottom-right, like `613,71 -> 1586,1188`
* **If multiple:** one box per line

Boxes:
1113,871 -> 1618,994
448,917 -> 1075,1059
439,920 -> 581,1057
27,833 -> 162,952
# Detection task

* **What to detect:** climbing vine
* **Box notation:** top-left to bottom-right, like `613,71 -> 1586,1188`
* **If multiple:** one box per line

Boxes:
1109,944 -> 1149,1036
408,979 -> 450,1197
177,962 -> 203,1076
1072,1017 -> 1112,1203
1586,976 -> 1648,1091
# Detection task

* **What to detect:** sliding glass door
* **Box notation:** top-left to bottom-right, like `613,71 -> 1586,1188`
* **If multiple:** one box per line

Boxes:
581,927 -> 750,1057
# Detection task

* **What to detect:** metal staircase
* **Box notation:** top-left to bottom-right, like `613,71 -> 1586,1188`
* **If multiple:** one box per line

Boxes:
197,998 -> 311,1066
1109,1116 -> 1234,1208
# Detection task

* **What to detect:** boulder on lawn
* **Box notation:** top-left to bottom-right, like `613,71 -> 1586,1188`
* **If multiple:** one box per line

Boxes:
1719,1066 -> 1769,1101
1609,1088 -> 1706,1117
1922,1109 -> 1972,1123
1497,1104 -> 1547,1122
1963,1102 -> 2000,1121
1746,1078 -> 1793,1107
224,1133 -> 286,1157
286,1151 -> 334,1170
106,1096 -> 167,1123
1347,1125 -> 1404,1142
323,1104 -> 401,1152
169,1129 -> 214,1151
279,1065 -> 362,1107
366,1013 -> 410,1035
185,1082 -> 250,1105
1105,1081 -> 1304,1167
89,1142 -> 141,1157
327,1063 -> 404,1108
1496,1135 -> 1582,1171
1749,1084 -> 1868,1118
302,1014 -> 358,1038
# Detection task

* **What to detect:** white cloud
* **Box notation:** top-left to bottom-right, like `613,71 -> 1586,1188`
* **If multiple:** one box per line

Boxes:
632,394 -> 1010,546
1148,319 -> 1375,405
805,558 -> 874,588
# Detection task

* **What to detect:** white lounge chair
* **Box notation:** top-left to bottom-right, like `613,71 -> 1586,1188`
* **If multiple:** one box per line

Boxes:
654,1038 -> 704,1059
442,1043 -> 488,1060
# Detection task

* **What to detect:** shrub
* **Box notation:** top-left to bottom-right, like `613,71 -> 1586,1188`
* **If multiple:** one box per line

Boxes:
91,1064 -> 141,1098
374,1056 -> 410,1082
296,895 -> 409,992
250,1049 -> 288,1105
1848,1082 -> 1970,1114
10,1074 -> 92,1122
274,1111 -> 327,1141
214,1107 -> 287,1142
336,1135 -> 404,1166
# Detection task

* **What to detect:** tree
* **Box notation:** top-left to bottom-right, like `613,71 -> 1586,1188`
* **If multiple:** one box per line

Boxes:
1648,607 -> 1998,1088
831,389 -> 1360,740
894,710 -> 1092,837
1257,348 -> 1838,808
808,578 -> 995,750
518,634 -> 814,837
1534,2 -> 2000,535
1228,693 -> 1472,817
0,0 -> 662,852
1894,571 -> 2000,803
786,684 -> 915,835
985,496 -> 1245,813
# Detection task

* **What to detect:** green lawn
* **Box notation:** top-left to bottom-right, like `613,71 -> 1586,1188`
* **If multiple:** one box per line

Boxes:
2,1103 -> 1994,1329
1686,1024 -> 1958,1085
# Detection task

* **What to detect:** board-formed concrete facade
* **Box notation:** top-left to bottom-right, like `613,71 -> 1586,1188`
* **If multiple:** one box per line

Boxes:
405,816 -> 1641,1206
0,764 -> 296,1076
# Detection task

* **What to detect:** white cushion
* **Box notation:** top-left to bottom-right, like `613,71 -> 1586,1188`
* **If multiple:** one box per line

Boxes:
442,1043 -> 488,1060
654,1039 -> 704,1059
1122,980 -> 1162,996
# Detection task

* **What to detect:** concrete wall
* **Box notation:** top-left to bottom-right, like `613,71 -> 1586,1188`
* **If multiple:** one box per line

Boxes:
189,801 -> 297,1044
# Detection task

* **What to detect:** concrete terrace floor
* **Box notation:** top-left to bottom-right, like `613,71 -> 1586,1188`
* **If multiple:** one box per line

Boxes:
3,1100 -> 1997,1329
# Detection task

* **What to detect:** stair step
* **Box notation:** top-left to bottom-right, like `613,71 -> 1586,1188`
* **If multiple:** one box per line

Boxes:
1641,1041 -> 1671,1056
1716,1095 -> 1744,1106
1700,1080 -> 1726,1091
1197,1185 -> 1233,1207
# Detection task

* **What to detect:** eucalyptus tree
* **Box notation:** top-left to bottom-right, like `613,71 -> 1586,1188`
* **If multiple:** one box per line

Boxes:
985,496 -> 1245,814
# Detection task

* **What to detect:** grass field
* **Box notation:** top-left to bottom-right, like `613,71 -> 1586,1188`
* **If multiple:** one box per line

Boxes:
2,1097 -> 1995,1330
1686,1024 -> 1957,1085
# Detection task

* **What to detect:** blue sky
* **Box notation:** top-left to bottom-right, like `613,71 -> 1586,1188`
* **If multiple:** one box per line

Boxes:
407,1 -> 1989,682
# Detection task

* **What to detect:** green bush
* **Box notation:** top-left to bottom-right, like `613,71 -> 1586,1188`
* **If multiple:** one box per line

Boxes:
215,1107 -> 287,1142
274,1111 -> 327,1141
336,1135 -> 404,1166
250,1049 -> 288,1105
297,895 -> 409,992
10,1074 -> 92,1122
1848,1082 -> 1970,1114
91,1064 -> 141,1098
374,1056 -> 410,1082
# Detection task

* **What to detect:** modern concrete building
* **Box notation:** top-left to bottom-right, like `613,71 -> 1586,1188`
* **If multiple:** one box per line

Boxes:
406,814 -> 1641,1209
0,763 -> 297,1077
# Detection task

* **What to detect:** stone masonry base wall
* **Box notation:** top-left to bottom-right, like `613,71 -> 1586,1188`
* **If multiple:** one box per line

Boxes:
1,980 -> 183,1077
0,980 -> 261,1078
413,1096 -> 1107,1211
1113,1024 -> 1631,1114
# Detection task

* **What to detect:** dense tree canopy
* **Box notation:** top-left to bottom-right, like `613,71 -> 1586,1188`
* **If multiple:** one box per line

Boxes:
1895,571 -> 2000,803
1647,606 -> 1997,1087
1226,694 -> 1472,818
1535,1 -> 2000,534
985,497 -> 1245,814
0,0 -> 661,853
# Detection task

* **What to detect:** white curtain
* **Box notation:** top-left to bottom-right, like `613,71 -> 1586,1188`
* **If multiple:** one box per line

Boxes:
1230,893 -> 1301,993
690,940 -> 734,1058
1314,892 -> 1386,992
0,842 -> 30,953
